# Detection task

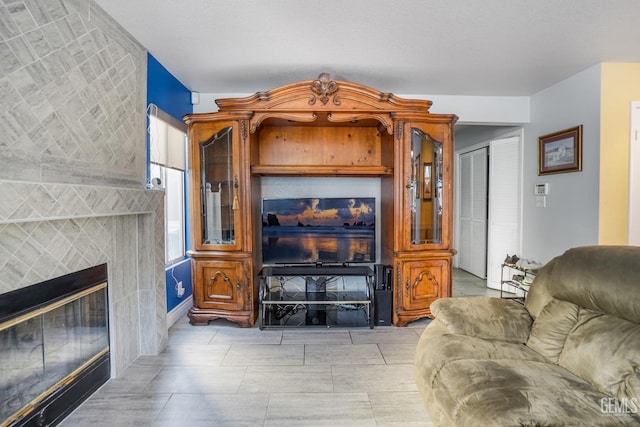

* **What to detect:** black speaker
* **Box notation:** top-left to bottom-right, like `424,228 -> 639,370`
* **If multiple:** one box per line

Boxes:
374,289 -> 392,326
374,264 -> 385,289
375,264 -> 394,290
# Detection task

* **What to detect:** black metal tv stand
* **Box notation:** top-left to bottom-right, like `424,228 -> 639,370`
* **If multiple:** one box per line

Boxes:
258,264 -> 375,329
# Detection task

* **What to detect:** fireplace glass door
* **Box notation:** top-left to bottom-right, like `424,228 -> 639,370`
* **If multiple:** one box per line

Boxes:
0,283 -> 109,424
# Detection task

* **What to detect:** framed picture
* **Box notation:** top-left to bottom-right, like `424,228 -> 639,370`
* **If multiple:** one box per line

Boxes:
423,162 -> 432,200
538,125 -> 583,175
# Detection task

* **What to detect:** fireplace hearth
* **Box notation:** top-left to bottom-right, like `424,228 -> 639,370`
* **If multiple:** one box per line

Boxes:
0,265 -> 110,427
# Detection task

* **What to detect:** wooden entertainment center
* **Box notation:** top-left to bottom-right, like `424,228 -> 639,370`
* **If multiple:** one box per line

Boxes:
184,73 -> 457,327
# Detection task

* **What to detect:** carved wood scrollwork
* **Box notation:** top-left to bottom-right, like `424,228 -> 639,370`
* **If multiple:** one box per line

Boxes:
240,120 -> 248,143
396,121 -> 404,141
310,73 -> 339,105
244,278 -> 250,307
208,270 -> 233,299
405,270 -> 439,298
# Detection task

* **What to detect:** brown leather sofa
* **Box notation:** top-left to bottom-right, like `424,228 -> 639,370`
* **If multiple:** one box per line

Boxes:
415,246 -> 640,426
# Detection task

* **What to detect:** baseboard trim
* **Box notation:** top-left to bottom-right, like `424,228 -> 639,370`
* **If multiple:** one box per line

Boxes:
167,298 -> 191,328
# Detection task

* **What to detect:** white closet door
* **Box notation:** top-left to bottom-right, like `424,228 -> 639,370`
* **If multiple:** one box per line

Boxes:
458,148 -> 488,278
487,136 -> 522,289
459,154 -> 473,271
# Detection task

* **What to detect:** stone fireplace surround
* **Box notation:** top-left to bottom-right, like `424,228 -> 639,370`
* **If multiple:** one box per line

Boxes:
0,180 -> 167,377
0,0 -> 168,382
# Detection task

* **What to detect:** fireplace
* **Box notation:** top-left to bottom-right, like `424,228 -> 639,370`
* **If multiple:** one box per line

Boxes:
0,265 -> 110,427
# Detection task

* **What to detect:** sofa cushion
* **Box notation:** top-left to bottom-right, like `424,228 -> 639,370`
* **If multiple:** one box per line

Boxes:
559,308 -> 640,402
524,255 -> 558,319
415,319 -> 549,389
429,358 -> 640,426
430,296 -> 532,343
415,319 -> 552,427
526,298 -> 580,363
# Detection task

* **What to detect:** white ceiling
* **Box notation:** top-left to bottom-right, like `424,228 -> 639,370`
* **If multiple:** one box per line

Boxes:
95,0 -> 640,97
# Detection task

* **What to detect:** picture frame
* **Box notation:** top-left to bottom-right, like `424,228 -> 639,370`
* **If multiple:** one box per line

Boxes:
538,125 -> 583,175
423,162 -> 432,200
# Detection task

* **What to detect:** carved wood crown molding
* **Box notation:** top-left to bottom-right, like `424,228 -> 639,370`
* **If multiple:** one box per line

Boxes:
310,73 -> 338,105
212,72 -> 435,114
187,73 -> 458,134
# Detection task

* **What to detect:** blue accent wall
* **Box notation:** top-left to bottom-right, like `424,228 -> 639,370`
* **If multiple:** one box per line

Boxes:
147,53 -> 192,122
146,53 -> 193,312
165,258 -> 193,312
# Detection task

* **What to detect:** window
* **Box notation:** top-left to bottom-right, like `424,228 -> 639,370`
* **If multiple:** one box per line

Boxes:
148,106 -> 187,264
160,166 -> 185,262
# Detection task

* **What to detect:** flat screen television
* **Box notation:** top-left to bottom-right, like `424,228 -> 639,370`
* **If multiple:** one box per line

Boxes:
262,197 -> 376,265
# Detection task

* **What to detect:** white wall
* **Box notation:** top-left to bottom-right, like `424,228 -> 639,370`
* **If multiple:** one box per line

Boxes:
522,65 -> 602,263
414,95 -> 530,125
630,102 -> 640,245
194,92 -> 530,126
455,125 -> 521,151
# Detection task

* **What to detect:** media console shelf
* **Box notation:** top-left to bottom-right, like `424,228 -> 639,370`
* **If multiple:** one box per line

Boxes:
258,265 -> 375,329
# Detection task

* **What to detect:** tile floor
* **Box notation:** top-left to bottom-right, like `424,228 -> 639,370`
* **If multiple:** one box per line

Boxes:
60,269 -> 493,427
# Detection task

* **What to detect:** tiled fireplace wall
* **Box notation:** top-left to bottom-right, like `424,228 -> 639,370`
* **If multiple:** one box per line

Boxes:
0,185 -> 167,374
0,1 -> 167,374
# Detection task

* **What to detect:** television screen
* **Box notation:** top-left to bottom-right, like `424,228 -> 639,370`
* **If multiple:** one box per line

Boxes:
262,197 -> 376,265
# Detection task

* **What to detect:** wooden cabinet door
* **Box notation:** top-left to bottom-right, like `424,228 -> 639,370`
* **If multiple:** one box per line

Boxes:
399,121 -> 453,252
193,259 -> 248,311
188,120 -> 245,252
399,259 -> 450,312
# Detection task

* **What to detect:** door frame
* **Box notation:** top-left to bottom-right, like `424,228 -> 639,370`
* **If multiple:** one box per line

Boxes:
455,146 -> 489,277
454,140 -> 488,270
454,128 -> 524,282
486,132 -> 524,289
629,101 -> 640,245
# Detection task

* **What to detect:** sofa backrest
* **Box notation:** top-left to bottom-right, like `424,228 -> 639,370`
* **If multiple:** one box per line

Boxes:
524,245 -> 640,403
526,245 -> 640,323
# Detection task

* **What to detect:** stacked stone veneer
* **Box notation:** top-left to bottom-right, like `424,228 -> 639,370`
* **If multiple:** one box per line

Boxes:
0,0 -> 167,375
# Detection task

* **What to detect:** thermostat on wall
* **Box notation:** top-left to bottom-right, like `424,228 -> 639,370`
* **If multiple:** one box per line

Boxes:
534,183 -> 549,195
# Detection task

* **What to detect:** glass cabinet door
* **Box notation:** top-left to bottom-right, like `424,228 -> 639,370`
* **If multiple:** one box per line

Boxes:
408,127 -> 443,246
199,126 -> 238,247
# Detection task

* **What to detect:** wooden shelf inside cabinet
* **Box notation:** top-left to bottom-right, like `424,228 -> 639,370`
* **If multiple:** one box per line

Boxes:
500,263 -> 538,303
251,165 -> 393,177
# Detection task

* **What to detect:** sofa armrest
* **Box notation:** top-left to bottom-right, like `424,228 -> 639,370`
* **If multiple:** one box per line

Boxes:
430,297 -> 533,343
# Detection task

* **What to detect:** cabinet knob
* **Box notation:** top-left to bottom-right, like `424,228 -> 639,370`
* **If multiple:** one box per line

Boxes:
405,175 -> 413,189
